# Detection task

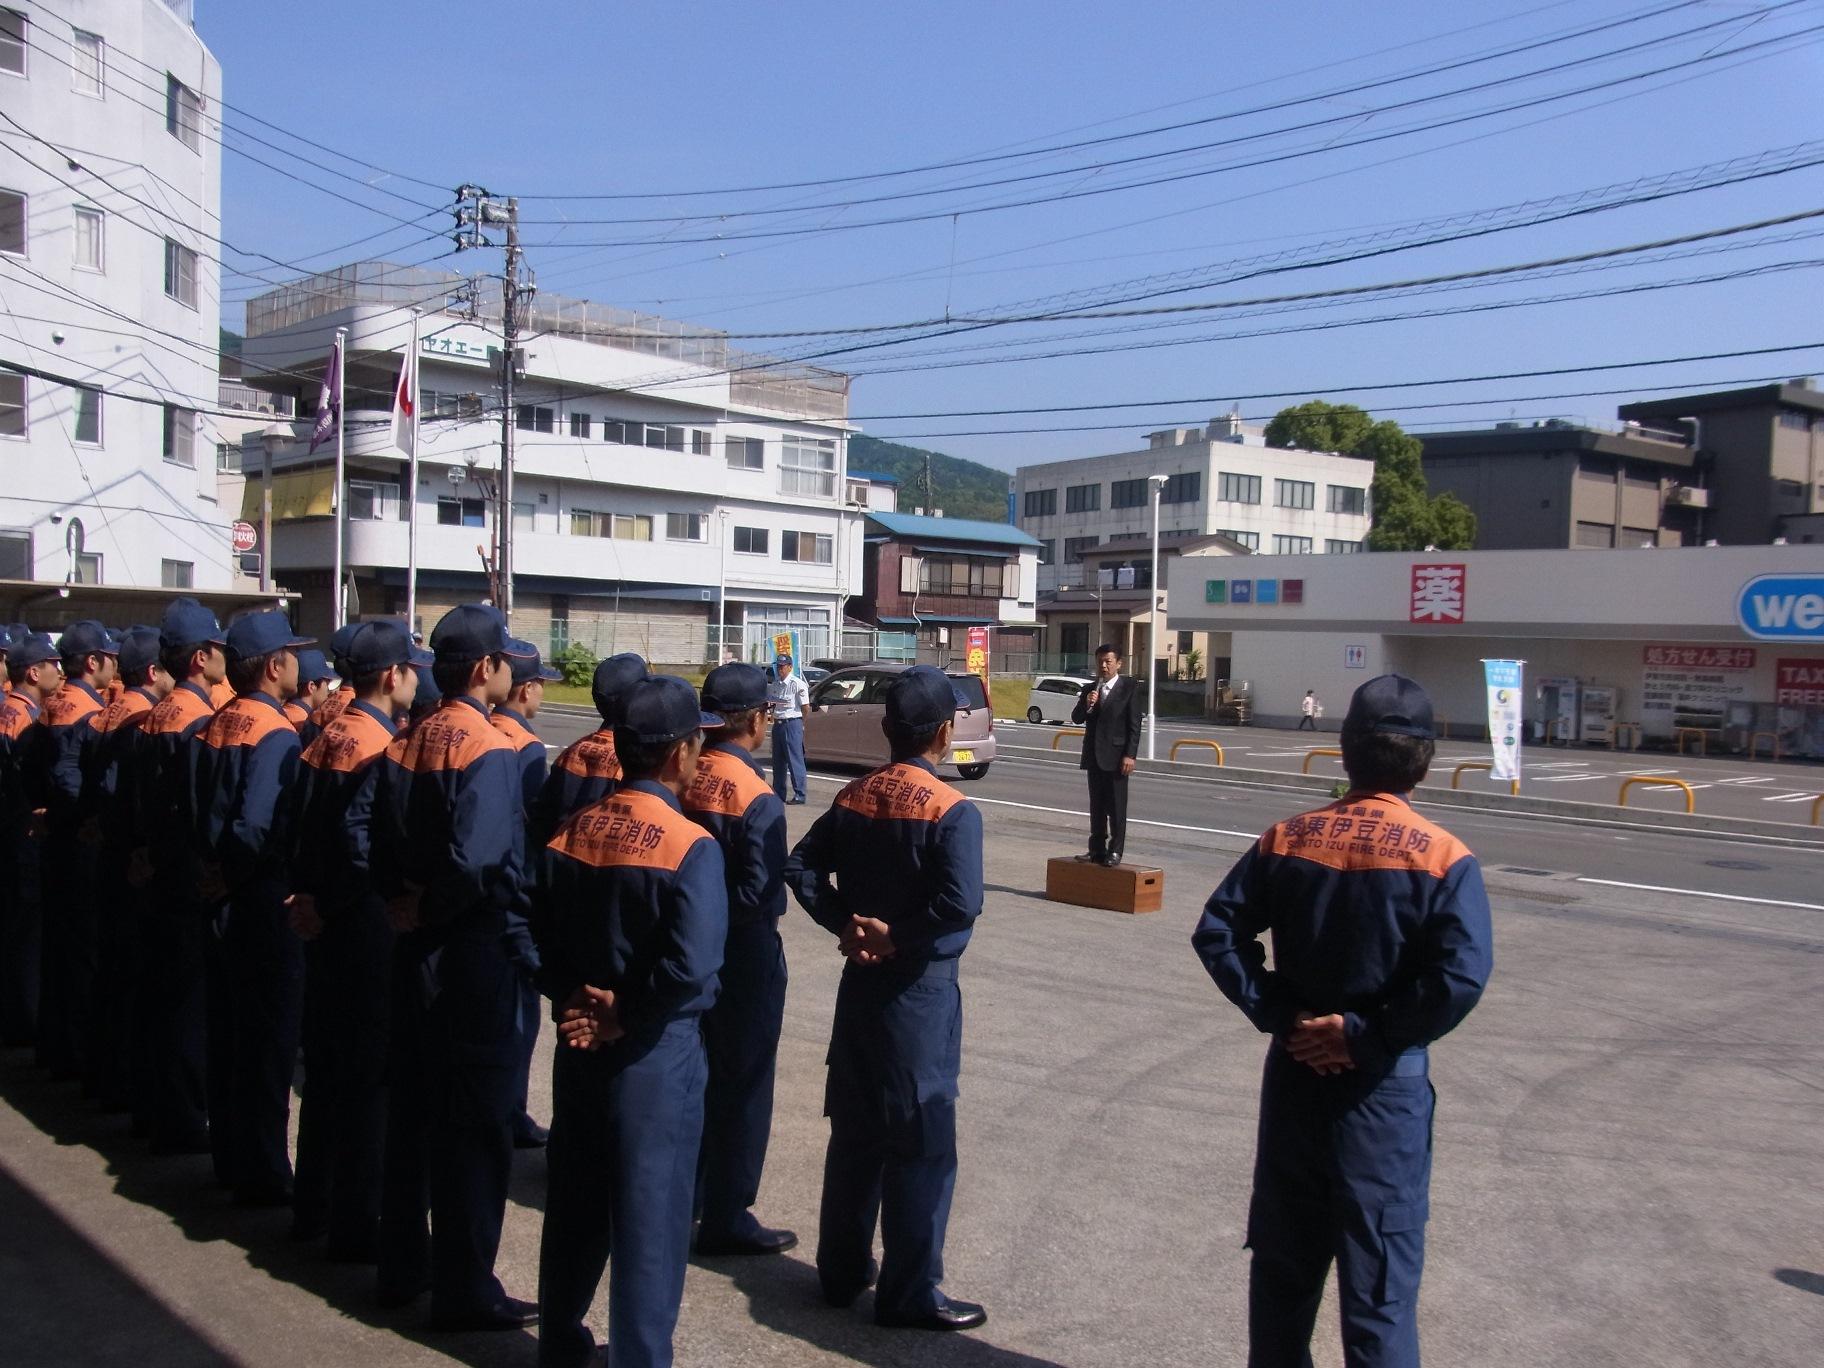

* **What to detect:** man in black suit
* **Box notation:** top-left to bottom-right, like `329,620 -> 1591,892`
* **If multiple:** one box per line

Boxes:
1071,643 -> 1144,867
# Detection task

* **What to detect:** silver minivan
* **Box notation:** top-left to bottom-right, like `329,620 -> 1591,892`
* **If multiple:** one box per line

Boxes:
803,663 -> 997,779
1025,674 -> 1093,724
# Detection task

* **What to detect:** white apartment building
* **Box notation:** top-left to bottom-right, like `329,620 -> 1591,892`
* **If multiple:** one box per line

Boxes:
239,261 -> 863,662
1015,414 -> 1376,596
0,0 -> 234,594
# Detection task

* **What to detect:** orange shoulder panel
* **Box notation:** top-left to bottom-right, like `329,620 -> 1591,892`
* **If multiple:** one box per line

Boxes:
43,685 -> 103,728
834,762 -> 964,826
302,707 -> 393,774
555,730 -> 621,780
682,747 -> 772,817
144,687 -> 214,738
310,690 -> 353,731
387,700 -> 512,773
208,679 -> 235,710
1259,796 -> 1471,879
490,711 -> 540,752
283,700 -> 311,729
547,788 -> 712,871
203,697 -> 296,752
97,690 -> 154,734
0,695 -> 37,739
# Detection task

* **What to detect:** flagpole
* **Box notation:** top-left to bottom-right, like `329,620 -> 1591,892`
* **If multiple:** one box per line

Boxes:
331,327 -> 347,630
405,310 -> 421,634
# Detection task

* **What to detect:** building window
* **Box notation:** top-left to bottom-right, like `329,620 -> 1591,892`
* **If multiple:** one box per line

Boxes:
1272,535 -> 1313,554
1108,478 -> 1146,509
0,372 -> 24,437
725,435 -> 764,470
1063,535 -> 1098,563
74,551 -> 101,584
346,479 -> 398,520
71,29 -> 103,96
1065,483 -> 1100,513
645,423 -> 686,452
920,556 -> 1004,598
691,429 -> 711,455
164,239 -> 198,308
161,406 -> 195,466
438,497 -> 486,527
1218,472 -> 1260,504
570,508 -> 607,538
1035,538 -> 1055,565
160,559 -> 193,589
0,529 -> 29,578
568,412 -> 590,438
1161,471 -> 1201,504
0,188 -> 24,255
611,513 -> 653,541
733,525 -> 768,555
780,434 -> 836,497
666,512 -> 706,541
1778,410 -> 1812,431
71,385 -> 100,445
1274,478 -> 1314,510
1023,488 -> 1057,517
1217,528 -> 1259,550
512,501 -> 535,533
1325,539 -> 1363,554
781,530 -> 833,564
516,404 -> 553,433
73,205 -> 103,271
601,419 -> 632,444
166,75 -> 202,151
1575,521 -> 1614,548
0,9 -> 25,76
1327,484 -> 1366,515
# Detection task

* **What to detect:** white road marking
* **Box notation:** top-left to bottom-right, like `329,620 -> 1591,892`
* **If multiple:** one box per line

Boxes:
1575,877 -> 1824,913
1715,776 -> 1778,786
1764,792 -> 1821,803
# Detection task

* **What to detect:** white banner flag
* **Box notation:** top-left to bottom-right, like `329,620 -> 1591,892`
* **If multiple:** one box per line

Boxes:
1482,658 -> 1525,785
390,318 -> 419,457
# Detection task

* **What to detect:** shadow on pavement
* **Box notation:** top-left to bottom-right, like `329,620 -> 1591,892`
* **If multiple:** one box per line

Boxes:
1774,1267 -> 1824,1296
701,1250 -> 1070,1368
0,1050 -> 534,1368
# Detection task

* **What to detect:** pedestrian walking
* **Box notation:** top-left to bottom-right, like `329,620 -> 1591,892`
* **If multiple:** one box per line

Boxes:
765,652 -> 809,805
1298,690 -> 1320,731
1071,643 -> 1142,866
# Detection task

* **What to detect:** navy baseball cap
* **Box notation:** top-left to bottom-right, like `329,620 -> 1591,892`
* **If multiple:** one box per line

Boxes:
344,619 -> 430,674
429,604 -> 532,665
10,631 -> 59,668
886,665 -> 961,731
410,661 -> 441,717
117,625 -> 163,678
700,662 -> 768,720
0,624 -> 13,653
616,674 -> 721,747
326,622 -> 364,677
591,653 -> 648,724
295,649 -> 335,686
1342,674 -> 1436,740
58,620 -> 120,661
160,598 -> 226,652
225,611 -> 313,663
505,638 -> 562,686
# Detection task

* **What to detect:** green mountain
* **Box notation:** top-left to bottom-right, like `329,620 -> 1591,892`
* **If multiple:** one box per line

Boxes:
847,433 -> 1010,523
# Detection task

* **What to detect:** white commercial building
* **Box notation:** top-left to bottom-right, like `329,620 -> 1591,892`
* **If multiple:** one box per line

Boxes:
0,0 -> 234,594
240,262 -> 866,662
1166,544 -> 1824,758
1014,414 -> 1375,597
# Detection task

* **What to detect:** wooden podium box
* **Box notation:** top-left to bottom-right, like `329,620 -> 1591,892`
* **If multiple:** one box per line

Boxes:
1045,857 -> 1163,915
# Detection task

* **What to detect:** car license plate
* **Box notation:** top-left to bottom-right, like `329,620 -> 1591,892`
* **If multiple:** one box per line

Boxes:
951,749 -> 975,763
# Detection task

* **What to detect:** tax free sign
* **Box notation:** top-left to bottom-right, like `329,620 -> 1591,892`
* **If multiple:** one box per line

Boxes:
1736,574 -> 1824,641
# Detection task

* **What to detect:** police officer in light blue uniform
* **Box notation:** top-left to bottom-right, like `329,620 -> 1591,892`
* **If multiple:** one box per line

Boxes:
785,665 -> 987,1332
765,652 -> 809,805
532,674 -> 727,1368
1193,674 -> 1494,1368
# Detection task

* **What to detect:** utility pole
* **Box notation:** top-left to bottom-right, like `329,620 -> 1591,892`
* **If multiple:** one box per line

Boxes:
454,185 -> 534,615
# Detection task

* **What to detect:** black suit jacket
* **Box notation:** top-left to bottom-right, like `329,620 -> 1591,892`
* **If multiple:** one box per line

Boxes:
1072,675 -> 1144,773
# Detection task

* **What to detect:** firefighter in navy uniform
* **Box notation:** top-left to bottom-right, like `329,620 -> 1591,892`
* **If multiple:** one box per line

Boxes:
370,604 -> 538,1331
683,662 -> 796,1257
784,665 -> 988,1332
286,648 -> 335,736
0,631 -> 61,1046
531,674 -> 727,1368
1193,674 -> 1494,1368
529,652 -> 645,849
290,620 -> 429,1259
302,623 -> 363,748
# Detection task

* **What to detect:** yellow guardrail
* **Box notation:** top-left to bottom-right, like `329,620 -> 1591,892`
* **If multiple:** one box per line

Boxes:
1301,748 -> 1343,774
1051,728 -> 1085,751
1674,726 -> 1708,757
1450,760 -> 1518,796
1747,730 -> 1781,761
1169,738 -> 1224,766
1611,721 -> 1642,751
1619,776 -> 1695,813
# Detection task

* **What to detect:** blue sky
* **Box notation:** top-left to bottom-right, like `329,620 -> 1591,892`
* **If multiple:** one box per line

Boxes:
199,0 -> 1824,471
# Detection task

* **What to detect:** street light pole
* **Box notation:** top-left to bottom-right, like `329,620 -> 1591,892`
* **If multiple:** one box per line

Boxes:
716,508 -> 730,661
1147,473 -> 1167,760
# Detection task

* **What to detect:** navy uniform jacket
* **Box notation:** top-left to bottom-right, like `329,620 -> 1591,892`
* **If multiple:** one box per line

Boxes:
530,726 -> 621,850
299,689 -> 352,752
532,780 -> 727,1037
785,758 -> 983,964
90,686 -> 157,854
0,690 -> 41,822
1192,791 -> 1494,1072
371,695 -> 528,943
33,680 -> 107,838
137,682 -> 217,875
681,742 -> 787,928
194,693 -> 303,894
291,699 -> 395,899
490,707 -> 548,812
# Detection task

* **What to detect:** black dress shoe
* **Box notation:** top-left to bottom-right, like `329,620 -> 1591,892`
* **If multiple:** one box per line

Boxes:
876,1296 -> 987,1331
1073,851 -> 1101,862
695,1225 -> 799,1257
821,1257 -> 879,1308
1098,852 -> 1122,867
512,1121 -> 549,1149
427,1295 -> 539,1332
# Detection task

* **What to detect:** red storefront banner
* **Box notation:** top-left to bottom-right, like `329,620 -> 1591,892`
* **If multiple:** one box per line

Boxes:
1409,563 -> 1465,624
1775,657 -> 1824,706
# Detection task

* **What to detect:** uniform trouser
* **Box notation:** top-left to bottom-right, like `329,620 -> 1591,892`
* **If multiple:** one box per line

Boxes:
36,828 -> 97,1079
770,718 -> 806,801
538,1017 -> 707,1368
817,957 -> 962,1321
294,890 -> 392,1255
1246,1046 -> 1435,1368
88,843 -> 140,1109
1085,766 -> 1128,858
696,920 -> 787,1240
379,925 -> 519,1318
222,882 -> 306,1200
0,826 -> 42,1045
141,871 -> 211,1151
511,974 -> 542,1140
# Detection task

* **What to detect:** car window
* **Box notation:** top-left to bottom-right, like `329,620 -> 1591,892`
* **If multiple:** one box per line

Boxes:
949,674 -> 989,712
855,672 -> 897,705
816,675 -> 867,704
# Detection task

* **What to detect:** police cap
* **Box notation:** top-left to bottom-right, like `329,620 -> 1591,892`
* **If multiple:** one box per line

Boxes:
1342,673 -> 1436,740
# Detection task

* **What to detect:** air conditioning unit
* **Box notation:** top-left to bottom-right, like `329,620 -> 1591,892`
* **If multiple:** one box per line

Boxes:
1666,485 -> 1710,508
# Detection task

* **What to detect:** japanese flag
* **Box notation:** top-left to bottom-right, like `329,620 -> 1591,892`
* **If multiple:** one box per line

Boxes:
390,324 -> 419,457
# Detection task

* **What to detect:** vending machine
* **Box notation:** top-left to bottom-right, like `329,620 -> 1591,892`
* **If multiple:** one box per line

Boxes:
1579,686 -> 1618,746
1536,677 -> 1580,744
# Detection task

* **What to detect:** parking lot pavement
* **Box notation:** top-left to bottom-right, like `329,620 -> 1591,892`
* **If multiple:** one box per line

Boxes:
3,795 -> 1822,1365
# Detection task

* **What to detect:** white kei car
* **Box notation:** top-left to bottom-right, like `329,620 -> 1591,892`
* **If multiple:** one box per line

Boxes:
1024,674 -> 1094,724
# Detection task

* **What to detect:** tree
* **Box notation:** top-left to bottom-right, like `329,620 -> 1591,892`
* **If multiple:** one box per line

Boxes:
1264,400 -> 1373,454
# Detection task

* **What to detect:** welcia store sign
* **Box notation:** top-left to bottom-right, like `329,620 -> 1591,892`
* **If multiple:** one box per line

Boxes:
1737,574 -> 1824,641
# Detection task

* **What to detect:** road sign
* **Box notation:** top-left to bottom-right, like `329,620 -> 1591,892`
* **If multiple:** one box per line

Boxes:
231,521 -> 258,554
